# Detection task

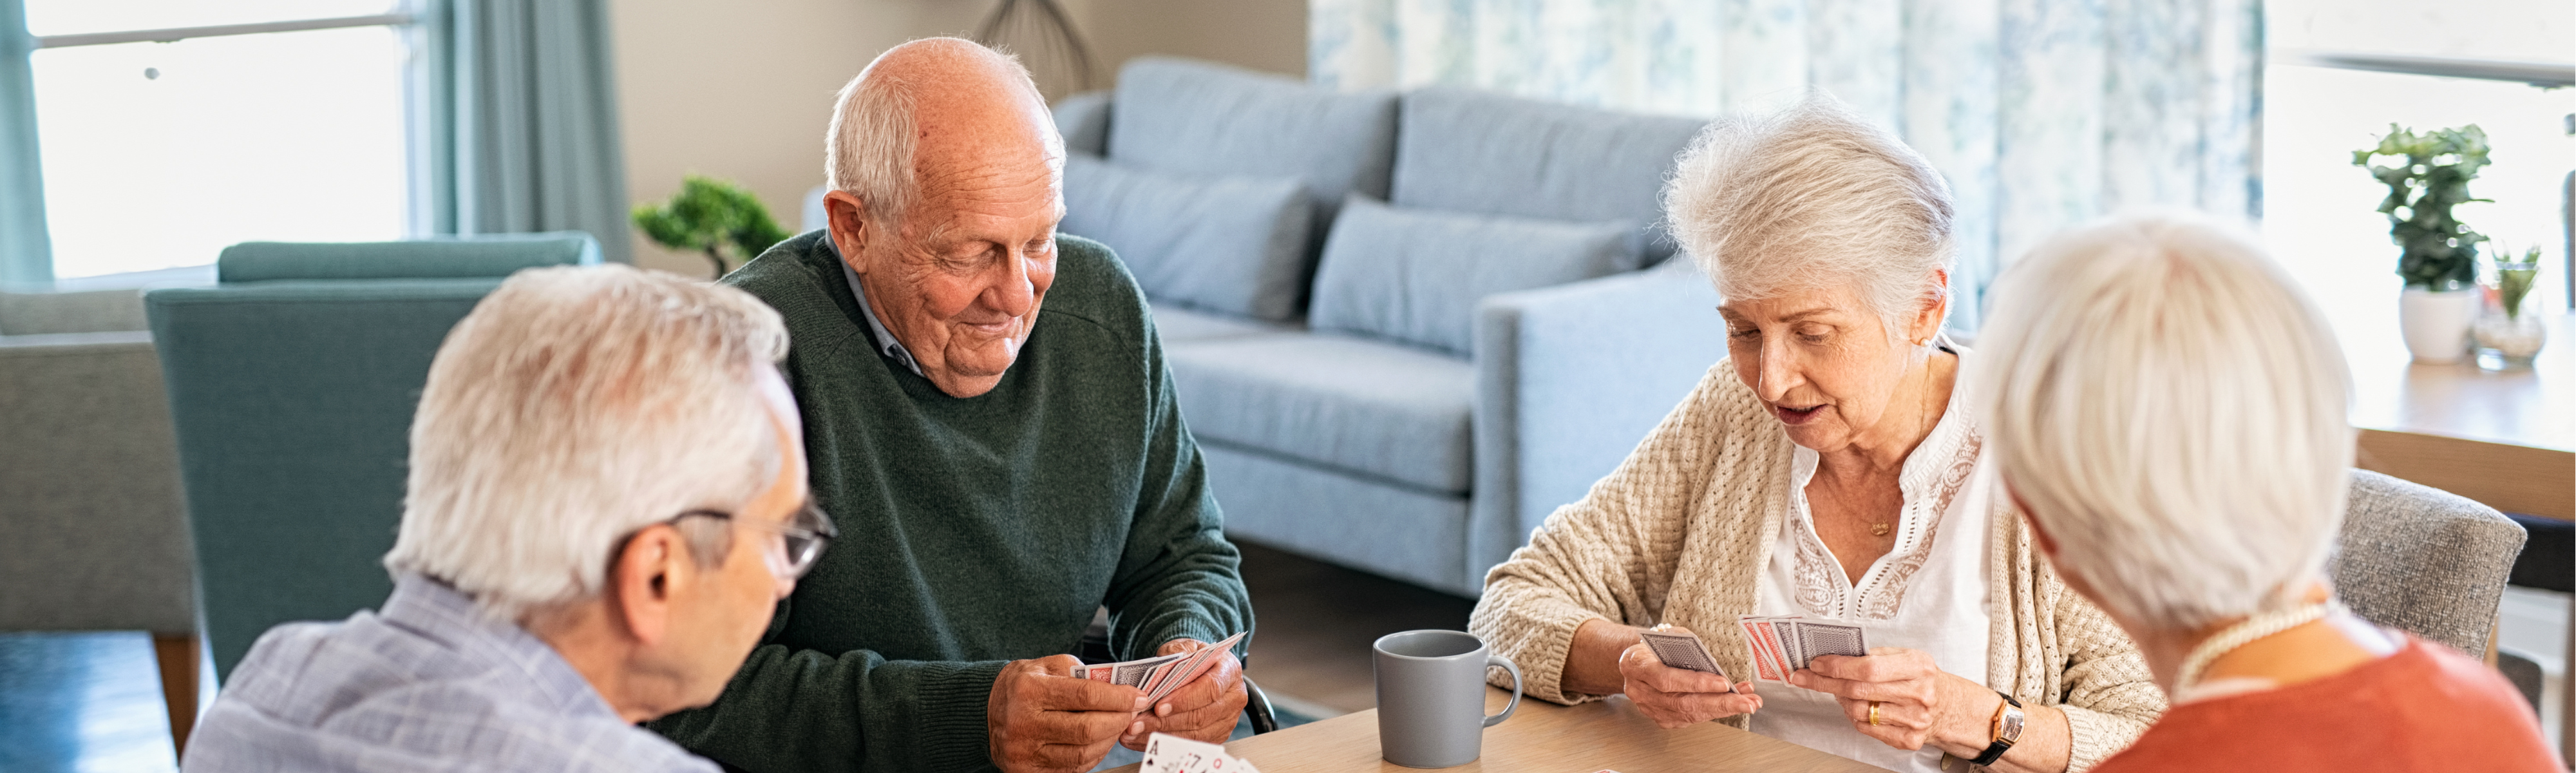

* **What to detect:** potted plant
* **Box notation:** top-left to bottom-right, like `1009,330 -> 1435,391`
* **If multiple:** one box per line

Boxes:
633,175 -> 790,278
2472,244 -> 2547,368
2354,124 -> 2490,363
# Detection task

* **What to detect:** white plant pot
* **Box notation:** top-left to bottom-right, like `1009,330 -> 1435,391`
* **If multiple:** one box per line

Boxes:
2398,287 -> 2479,363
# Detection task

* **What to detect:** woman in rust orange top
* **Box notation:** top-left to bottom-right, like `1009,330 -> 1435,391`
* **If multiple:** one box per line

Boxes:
1971,212 -> 2559,772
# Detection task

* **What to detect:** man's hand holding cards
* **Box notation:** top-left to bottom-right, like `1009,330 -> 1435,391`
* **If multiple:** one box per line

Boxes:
1072,632 -> 1249,749
1617,625 -> 1762,729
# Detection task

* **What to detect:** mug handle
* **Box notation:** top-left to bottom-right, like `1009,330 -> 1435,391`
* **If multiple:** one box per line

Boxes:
1482,654 -> 1522,728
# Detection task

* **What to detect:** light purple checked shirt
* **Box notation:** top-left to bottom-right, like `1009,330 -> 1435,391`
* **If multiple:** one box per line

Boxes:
182,575 -> 719,773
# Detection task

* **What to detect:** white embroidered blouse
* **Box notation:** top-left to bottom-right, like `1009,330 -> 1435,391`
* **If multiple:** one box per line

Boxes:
1747,348 -> 2000,773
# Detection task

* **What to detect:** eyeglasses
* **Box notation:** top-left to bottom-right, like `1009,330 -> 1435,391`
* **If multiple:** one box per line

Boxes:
670,499 -> 838,580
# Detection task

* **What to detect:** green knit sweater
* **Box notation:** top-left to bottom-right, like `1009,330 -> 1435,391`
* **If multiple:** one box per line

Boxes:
648,231 -> 1254,772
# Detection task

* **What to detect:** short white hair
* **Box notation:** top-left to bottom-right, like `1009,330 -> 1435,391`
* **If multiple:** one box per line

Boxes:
383,265 -> 791,620
824,39 -> 1049,228
1663,95 -> 1956,334
1974,211 -> 2354,633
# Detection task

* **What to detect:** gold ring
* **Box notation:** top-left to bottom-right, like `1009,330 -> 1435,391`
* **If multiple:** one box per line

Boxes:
1867,701 -> 1882,727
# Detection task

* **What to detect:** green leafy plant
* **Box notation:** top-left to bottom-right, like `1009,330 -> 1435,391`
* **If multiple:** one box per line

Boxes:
632,175 -> 790,278
2353,124 -> 2491,289
2494,244 -> 2541,320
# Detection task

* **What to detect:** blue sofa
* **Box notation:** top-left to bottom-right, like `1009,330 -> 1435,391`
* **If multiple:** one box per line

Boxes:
1052,59 -> 1728,595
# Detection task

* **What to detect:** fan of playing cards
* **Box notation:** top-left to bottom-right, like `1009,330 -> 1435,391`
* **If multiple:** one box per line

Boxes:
1071,631 -> 1247,703
1737,616 -> 1870,683
1139,732 -> 1260,773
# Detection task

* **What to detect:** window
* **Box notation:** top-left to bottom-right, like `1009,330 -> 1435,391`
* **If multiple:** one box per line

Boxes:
26,1 -> 411,279
2263,0 -> 2575,329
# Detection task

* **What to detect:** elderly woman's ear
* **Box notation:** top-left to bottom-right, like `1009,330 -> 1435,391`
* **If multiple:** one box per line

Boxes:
1905,268 -> 1950,347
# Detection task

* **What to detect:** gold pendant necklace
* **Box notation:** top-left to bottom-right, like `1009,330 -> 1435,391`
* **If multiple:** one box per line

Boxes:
1870,522 -> 1890,537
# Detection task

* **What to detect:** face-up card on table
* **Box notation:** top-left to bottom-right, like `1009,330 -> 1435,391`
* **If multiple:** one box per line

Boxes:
1141,732 -> 1262,773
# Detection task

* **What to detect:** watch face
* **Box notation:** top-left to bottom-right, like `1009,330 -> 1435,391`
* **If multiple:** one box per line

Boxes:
2000,704 -> 2027,743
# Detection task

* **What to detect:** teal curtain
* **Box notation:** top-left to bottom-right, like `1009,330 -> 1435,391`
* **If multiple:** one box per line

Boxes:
1309,0 -> 2263,331
0,0 -> 50,285
412,0 -> 632,263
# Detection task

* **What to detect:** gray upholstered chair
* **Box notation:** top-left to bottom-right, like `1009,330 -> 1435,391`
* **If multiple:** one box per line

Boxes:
0,286 -> 201,751
2332,469 -> 2526,656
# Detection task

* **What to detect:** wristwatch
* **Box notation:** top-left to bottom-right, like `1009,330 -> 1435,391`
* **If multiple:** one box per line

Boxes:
1971,691 -> 2024,767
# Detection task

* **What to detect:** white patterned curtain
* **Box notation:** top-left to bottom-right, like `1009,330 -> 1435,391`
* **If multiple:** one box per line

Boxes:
1311,0 -> 2262,330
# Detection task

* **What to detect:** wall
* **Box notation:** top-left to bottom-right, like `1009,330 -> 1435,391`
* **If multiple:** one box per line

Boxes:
611,0 -> 1305,278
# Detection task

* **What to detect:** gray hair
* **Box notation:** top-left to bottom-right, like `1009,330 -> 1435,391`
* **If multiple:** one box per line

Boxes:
1663,95 -> 1956,335
1974,211 -> 2354,633
824,39 -> 1051,229
383,265 -> 791,621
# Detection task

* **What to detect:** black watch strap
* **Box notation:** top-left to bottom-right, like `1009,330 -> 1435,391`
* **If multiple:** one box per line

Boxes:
1970,692 -> 2024,767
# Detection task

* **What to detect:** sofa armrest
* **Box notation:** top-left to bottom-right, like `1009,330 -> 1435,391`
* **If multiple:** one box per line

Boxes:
1468,267 -> 1723,591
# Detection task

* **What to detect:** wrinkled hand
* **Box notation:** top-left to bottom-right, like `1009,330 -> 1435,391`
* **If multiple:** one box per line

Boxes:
1119,638 -> 1248,750
1616,628 -> 1761,729
989,654 -> 1151,773
1791,647 -> 1989,753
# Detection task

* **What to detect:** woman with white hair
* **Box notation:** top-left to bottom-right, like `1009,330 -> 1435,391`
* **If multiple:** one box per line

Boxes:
1975,213 -> 2557,771
1468,99 -> 2162,773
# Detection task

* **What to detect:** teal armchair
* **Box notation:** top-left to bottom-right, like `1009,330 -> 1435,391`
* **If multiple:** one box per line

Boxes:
146,233 -> 600,681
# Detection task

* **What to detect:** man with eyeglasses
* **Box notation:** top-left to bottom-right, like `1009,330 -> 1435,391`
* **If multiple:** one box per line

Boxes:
183,265 -> 827,772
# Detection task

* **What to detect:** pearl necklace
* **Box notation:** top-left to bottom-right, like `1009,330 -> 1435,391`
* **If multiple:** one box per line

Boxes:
2172,600 -> 2339,692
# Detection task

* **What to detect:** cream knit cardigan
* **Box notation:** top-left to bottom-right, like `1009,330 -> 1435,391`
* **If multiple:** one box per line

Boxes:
1468,363 -> 2165,772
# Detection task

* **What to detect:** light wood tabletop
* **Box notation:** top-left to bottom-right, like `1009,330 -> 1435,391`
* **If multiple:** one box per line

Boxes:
2336,311 -> 2574,520
1106,687 -> 1888,773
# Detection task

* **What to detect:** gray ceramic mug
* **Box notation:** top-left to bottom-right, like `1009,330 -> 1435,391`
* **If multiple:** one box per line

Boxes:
1372,629 -> 1522,768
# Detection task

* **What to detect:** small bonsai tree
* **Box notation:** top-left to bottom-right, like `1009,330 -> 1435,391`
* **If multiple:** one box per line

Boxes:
2353,124 -> 2490,289
632,175 -> 790,278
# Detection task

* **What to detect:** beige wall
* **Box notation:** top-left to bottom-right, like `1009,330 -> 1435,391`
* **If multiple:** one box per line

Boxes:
611,0 -> 1307,278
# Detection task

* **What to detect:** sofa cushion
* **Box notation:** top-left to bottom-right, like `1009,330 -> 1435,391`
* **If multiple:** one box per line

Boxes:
1166,332 -> 1474,494
1108,56 -> 1397,273
1149,301 -> 1296,344
1061,154 -> 1314,321
1309,196 -> 1634,357
1390,87 -> 1707,269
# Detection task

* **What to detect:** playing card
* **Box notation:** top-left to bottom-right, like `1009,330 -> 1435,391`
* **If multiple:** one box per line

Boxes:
1639,627 -> 1728,682
1792,620 -> 1869,667
1737,617 -> 1787,682
1142,631 -> 1248,701
1111,653 -> 1186,688
1777,620 -> 1809,671
1141,732 -> 1230,773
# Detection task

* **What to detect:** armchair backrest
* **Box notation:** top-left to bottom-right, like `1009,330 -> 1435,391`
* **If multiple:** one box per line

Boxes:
148,233 -> 598,680
2332,469 -> 2526,655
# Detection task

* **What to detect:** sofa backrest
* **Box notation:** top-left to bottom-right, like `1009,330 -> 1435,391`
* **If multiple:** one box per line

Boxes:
0,287 -> 149,335
216,231 -> 601,283
1108,57 -> 1397,243
1390,88 -> 1708,270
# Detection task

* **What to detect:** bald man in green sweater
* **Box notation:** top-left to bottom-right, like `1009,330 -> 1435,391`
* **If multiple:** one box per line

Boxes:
645,39 -> 1253,773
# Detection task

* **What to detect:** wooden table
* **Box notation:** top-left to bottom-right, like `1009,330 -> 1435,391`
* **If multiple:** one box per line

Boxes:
1108,689 -> 1886,773
2341,311 -> 2574,519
